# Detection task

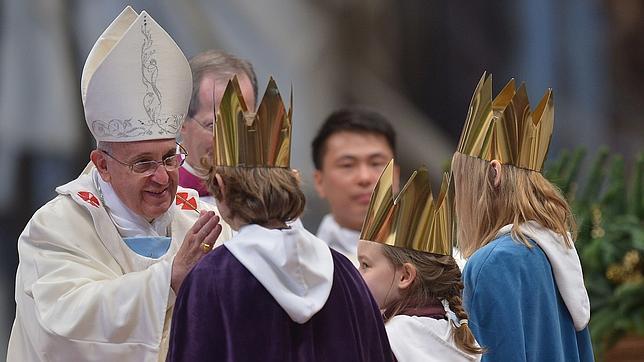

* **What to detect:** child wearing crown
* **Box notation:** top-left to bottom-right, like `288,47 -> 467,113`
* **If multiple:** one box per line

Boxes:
358,160 -> 483,361
166,77 -> 394,361
452,73 -> 594,361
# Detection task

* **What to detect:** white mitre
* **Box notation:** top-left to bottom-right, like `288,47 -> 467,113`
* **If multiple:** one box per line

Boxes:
81,6 -> 192,142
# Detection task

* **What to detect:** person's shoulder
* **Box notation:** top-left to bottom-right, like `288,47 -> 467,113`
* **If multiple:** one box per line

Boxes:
467,233 -> 534,268
31,193 -> 84,222
387,315 -> 420,332
328,249 -> 376,304
385,315 -> 413,344
387,315 -> 449,333
464,233 -> 550,292
464,234 -> 533,285
19,194 -> 95,252
315,214 -> 335,237
190,245 -> 244,282
175,187 -> 204,208
329,248 -> 358,271
386,315 -> 469,359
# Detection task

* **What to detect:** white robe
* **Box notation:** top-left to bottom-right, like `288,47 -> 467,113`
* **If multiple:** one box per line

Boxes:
315,214 -> 360,267
7,166 -> 231,362
386,315 -> 481,362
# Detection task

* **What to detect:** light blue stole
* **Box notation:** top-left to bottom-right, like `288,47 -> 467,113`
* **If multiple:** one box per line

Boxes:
123,236 -> 172,258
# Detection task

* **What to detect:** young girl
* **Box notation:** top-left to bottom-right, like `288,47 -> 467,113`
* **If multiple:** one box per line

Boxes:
358,160 -> 482,361
167,76 -> 393,361
452,72 -> 594,361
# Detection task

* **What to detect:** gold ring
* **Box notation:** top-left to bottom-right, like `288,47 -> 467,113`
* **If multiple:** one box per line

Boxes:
200,242 -> 212,253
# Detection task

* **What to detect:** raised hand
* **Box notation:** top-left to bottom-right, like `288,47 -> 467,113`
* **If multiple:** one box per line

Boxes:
171,211 -> 222,293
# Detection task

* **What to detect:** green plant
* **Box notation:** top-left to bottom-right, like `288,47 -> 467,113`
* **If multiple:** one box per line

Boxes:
544,147 -> 644,357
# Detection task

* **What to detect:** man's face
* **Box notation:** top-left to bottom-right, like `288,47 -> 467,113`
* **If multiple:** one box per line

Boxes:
181,74 -> 255,170
92,139 -> 179,221
314,131 -> 393,231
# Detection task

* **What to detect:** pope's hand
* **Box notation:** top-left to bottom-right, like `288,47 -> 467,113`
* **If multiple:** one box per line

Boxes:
171,211 -> 222,293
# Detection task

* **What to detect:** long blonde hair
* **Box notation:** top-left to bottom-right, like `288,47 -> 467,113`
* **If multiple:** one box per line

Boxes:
451,152 -> 576,258
380,245 -> 483,356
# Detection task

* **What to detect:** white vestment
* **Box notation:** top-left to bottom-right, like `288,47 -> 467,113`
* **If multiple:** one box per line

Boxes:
7,166 -> 231,362
386,315 -> 481,362
315,214 -> 360,267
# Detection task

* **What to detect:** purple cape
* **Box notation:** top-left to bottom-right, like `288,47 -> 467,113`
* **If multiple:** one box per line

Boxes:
167,246 -> 394,362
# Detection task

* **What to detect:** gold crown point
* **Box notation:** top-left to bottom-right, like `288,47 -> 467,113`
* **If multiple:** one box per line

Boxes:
360,159 -> 454,256
496,81 -> 530,166
458,73 -> 486,152
533,88 -> 554,125
434,173 -> 455,256
457,71 -> 555,172
492,78 -> 516,111
214,76 -> 292,168
458,72 -> 495,159
526,89 -> 554,171
225,75 -> 249,111
360,159 -> 396,242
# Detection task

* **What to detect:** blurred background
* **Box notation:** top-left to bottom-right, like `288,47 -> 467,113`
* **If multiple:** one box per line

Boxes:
0,0 -> 642,359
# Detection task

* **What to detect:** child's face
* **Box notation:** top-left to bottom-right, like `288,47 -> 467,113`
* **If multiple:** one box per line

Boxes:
357,240 -> 402,309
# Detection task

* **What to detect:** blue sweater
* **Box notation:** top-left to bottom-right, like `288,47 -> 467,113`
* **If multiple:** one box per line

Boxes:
463,234 -> 594,361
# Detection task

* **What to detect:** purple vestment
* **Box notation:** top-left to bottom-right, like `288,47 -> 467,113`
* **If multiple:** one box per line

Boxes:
167,247 -> 394,361
178,166 -> 209,197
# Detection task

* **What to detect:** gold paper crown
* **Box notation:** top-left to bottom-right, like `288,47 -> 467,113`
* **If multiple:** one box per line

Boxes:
360,160 -> 454,256
456,72 -> 554,172
214,76 -> 292,167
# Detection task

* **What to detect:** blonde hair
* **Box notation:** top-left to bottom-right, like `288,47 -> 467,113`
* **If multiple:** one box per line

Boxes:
380,245 -> 483,355
451,152 -> 576,258
206,166 -> 305,227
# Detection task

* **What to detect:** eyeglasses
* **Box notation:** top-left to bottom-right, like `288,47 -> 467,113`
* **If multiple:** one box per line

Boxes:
101,143 -> 188,177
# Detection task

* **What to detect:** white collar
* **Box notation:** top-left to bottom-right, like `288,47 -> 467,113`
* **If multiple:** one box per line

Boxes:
182,161 -> 206,178
316,214 -> 360,267
496,221 -> 590,331
224,224 -> 334,324
386,315 -> 481,361
93,168 -> 174,238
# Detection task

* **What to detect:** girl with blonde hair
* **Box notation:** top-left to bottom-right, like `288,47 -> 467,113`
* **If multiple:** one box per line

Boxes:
358,160 -> 482,361
452,73 -> 594,361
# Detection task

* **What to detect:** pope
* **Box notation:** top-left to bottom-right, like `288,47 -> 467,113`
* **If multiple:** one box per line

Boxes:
7,7 -> 231,361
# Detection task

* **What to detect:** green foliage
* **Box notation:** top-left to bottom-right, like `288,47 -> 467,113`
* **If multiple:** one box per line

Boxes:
545,148 -> 644,357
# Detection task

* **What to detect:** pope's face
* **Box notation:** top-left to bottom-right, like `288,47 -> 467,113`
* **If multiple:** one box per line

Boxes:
313,132 -> 393,231
181,74 -> 255,170
93,139 -> 179,221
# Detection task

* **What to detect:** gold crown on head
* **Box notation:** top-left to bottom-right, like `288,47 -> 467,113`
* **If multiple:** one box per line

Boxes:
456,72 -> 555,172
214,75 -> 292,168
360,159 -> 454,256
